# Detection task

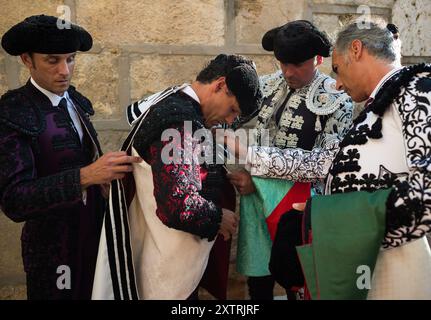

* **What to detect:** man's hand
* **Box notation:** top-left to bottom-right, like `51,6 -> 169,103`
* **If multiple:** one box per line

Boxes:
215,129 -> 248,161
227,170 -> 256,195
80,151 -> 142,190
219,208 -> 239,241
292,202 -> 306,211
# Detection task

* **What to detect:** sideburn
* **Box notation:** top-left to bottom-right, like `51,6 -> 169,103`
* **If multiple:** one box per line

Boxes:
28,52 -> 37,70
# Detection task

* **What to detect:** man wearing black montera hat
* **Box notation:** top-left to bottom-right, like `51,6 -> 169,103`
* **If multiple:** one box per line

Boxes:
92,54 -> 262,299
0,15 -> 141,299
227,20 -> 354,300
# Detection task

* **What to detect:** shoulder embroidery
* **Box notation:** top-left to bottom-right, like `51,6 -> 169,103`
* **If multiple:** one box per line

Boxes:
306,74 -> 350,115
260,71 -> 284,98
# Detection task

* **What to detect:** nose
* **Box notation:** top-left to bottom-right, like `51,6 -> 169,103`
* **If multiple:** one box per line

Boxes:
58,60 -> 70,76
335,77 -> 344,91
281,64 -> 294,78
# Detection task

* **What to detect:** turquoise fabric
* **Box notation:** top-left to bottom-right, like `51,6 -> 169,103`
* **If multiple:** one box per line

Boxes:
297,189 -> 391,299
296,244 -> 318,298
236,177 -> 294,276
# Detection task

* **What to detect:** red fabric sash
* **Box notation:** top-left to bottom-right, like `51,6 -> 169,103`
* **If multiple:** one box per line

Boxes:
265,181 -> 311,241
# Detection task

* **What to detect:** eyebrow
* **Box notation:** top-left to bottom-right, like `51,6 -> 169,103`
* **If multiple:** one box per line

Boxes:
45,53 -> 76,59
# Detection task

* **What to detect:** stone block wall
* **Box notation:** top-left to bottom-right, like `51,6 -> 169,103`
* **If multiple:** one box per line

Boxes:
0,0 -> 429,299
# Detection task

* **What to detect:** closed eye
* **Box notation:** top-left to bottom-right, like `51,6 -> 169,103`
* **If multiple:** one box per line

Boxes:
332,65 -> 338,74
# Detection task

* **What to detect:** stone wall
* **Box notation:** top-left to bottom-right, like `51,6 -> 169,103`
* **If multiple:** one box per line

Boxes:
0,0 -> 430,299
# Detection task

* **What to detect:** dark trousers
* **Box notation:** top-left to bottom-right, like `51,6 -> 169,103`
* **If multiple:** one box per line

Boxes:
247,275 -> 297,300
26,268 -> 72,300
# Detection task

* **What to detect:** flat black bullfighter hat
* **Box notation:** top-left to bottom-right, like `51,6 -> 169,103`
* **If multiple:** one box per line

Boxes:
262,20 -> 331,64
1,14 -> 92,56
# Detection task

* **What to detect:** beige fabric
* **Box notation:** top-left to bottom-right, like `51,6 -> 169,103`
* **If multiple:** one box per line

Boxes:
129,148 -> 215,299
368,236 -> 431,300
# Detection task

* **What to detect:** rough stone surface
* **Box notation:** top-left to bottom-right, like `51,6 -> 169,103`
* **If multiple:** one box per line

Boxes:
246,54 -> 279,76
0,0 -> 65,38
131,54 -> 279,101
130,54 -> 209,100
393,0 -> 431,56
0,214 -> 25,286
313,13 -> 344,44
97,130 -> 129,153
72,51 -> 120,120
313,13 -> 389,44
76,0 -> 225,47
235,0 -> 305,44
19,61 -> 30,86
312,0 -> 394,7
0,285 -> 26,300
17,51 -> 121,121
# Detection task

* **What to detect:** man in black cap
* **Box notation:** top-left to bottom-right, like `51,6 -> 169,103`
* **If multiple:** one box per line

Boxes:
227,20 -> 353,300
92,54 -> 262,300
0,15 -> 141,299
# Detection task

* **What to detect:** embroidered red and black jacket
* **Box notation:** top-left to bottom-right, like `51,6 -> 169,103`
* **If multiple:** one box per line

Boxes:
132,91 -> 224,241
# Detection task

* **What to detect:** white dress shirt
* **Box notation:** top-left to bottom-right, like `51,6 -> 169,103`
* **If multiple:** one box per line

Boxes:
31,77 -> 84,142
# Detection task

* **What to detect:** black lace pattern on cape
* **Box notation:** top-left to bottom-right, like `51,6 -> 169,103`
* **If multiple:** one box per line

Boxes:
327,63 -> 431,248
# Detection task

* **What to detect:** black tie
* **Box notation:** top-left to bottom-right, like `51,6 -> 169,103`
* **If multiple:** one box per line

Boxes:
58,97 -> 68,110
275,88 -> 295,126
58,98 -> 79,138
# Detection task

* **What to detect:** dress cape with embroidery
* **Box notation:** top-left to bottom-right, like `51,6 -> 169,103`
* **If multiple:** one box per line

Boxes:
91,85 -> 234,299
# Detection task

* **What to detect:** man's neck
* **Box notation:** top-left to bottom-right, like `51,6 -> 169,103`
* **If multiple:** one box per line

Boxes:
191,81 -> 210,107
30,77 -> 66,97
364,60 -> 399,97
30,78 -> 67,106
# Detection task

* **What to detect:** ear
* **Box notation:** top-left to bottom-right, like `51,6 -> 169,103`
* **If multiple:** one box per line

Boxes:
21,53 -> 34,69
213,76 -> 227,92
350,40 -> 363,61
315,55 -> 323,66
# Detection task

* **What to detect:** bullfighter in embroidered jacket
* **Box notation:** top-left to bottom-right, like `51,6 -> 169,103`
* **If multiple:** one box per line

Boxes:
0,15 -> 141,300
226,20 -> 353,300
241,21 -> 431,299
91,54 -> 262,300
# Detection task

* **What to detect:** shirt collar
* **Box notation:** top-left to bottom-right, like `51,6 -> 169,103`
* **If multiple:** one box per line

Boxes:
369,66 -> 403,99
30,77 -> 69,106
181,85 -> 200,104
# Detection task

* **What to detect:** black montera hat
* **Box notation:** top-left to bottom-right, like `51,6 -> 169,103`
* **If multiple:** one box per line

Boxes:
262,20 -> 331,64
225,61 -> 262,118
1,14 -> 92,56
206,54 -> 262,118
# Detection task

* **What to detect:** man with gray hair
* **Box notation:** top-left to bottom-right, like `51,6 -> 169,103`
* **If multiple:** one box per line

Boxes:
225,19 -> 431,299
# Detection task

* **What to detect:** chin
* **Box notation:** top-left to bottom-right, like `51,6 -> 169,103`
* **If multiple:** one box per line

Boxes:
286,81 -> 301,89
56,84 -> 69,93
352,95 -> 368,103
